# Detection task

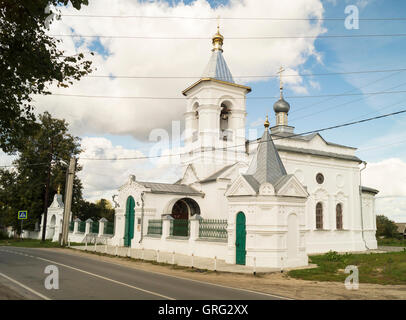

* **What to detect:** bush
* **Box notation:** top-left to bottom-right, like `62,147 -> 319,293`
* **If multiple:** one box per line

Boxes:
324,250 -> 342,262
0,229 -> 10,240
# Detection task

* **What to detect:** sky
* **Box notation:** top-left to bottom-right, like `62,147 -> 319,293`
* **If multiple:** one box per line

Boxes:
2,0 -> 406,222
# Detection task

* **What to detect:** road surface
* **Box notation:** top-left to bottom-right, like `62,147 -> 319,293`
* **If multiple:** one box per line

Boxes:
0,247 -> 286,300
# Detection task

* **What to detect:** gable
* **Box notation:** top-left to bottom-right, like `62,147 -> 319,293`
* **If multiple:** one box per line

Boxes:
180,164 -> 200,185
276,175 -> 308,198
225,175 -> 257,197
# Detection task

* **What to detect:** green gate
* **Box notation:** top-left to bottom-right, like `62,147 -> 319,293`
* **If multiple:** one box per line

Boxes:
236,212 -> 246,265
124,196 -> 135,247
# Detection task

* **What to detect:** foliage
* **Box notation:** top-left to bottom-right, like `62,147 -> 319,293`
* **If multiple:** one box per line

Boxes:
74,199 -> 115,222
0,0 -> 92,153
288,251 -> 406,285
376,215 -> 402,239
377,238 -> 406,247
0,112 -> 82,233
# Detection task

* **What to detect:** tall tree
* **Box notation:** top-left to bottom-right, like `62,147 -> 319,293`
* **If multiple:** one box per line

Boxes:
0,112 -> 82,236
0,0 -> 92,153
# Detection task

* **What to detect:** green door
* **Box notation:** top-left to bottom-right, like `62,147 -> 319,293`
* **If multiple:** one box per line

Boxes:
236,212 -> 246,265
124,196 -> 135,247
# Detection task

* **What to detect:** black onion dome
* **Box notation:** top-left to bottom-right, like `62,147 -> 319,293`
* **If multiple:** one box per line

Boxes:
273,98 -> 290,113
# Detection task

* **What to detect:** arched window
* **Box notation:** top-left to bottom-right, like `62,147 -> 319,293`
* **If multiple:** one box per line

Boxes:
336,203 -> 343,230
316,202 -> 323,230
192,102 -> 199,142
220,102 -> 232,141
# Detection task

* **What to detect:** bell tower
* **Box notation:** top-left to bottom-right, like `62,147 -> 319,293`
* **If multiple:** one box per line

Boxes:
181,27 -> 251,179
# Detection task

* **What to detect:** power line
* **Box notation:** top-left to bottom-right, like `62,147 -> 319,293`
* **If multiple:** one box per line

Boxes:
290,76 -> 406,121
84,67 -> 406,80
47,89 -> 406,100
51,33 -> 406,40
59,14 -> 406,21
3,109 -> 404,167
79,109 -> 406,161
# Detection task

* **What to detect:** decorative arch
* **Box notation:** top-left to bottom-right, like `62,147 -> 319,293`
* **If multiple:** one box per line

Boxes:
316,202 -> 323,230
163,197 -> 201,219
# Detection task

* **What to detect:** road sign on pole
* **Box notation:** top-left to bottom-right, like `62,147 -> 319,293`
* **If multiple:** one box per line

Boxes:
18,211 -> 27,240
18,211 -> 27,220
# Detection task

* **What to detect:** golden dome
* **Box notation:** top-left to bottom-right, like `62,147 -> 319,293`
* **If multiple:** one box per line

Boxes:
212,26 -> 224,51
264,115 -> 270,129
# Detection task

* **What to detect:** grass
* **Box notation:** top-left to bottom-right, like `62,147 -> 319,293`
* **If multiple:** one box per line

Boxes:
378,238 -> 406,247
288,250 -> 406,285
0,238 -> 82,248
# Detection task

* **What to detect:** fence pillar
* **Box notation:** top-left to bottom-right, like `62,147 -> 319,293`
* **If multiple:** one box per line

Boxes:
99,218 -> 107,236
189,214 -> 202,242
85,219 -> 93,235
73,218 -> 80,233
162,215 -> 173,239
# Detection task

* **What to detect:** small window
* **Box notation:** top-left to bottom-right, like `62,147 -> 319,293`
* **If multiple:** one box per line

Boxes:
336,204 -> 343,230
316,173 -> 324,184
316,202 -> 323,229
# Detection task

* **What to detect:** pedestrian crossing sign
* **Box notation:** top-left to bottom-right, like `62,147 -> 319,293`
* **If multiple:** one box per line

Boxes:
18,211 -> 27,220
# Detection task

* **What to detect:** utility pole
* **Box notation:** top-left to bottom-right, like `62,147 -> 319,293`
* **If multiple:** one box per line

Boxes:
61,157 -> 76,247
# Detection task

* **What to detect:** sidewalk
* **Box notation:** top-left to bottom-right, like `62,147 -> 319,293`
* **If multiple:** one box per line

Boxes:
70,245 -> 316,274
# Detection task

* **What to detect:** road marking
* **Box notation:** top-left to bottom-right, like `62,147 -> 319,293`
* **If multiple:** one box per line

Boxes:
0,272 -> 51,300
1,248 -> 175,300
30,247 -> 290,300
30,254 -> 175,300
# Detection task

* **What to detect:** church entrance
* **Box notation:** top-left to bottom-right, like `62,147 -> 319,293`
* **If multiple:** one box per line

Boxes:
235,212 -> 246,265
124,196 -> 135,247
170,198 -> 200,237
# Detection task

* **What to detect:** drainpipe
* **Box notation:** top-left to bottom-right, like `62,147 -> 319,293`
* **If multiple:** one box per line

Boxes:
359,161 -> 369,250
139,192 -> 145,244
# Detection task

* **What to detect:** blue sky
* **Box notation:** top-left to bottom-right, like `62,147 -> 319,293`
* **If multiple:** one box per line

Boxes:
3,0 -> 405,220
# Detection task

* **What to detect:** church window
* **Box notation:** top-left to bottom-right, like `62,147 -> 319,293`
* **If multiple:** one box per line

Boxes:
316,173 -> 324,184
220,102 -> 232,141
316,202 -> 323,229
336,204 -> 343,230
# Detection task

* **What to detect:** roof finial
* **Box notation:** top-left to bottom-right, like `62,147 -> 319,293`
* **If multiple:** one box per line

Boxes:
57,184 -> 61,195
277,66 -> 285,99
264,115 -> 270,129
212,18 -> 224,52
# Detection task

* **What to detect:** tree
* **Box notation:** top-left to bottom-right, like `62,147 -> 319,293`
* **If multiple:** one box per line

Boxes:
376,215 -> 401,239
0,112 -> 82,236
0,0 -> 93,153
75,199 -> 115,222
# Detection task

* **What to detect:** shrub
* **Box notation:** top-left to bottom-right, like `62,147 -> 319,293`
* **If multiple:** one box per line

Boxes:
324,250 -> 342,262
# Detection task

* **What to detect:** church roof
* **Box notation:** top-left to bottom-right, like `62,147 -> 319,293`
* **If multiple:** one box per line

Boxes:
202,50 -> 235,83
200,164 -> 235,183
243,128 -> 288,193
138,181 -> 202,196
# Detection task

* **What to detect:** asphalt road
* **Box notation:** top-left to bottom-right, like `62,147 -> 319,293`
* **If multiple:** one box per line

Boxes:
0,247 -> 286,300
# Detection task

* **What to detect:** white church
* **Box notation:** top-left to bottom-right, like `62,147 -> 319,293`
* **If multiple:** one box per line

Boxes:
110,27 -> 379,268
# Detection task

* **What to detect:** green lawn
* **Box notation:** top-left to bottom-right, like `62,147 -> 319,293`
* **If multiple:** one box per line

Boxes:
0,238 -> 81,248
288,250 -> 406,285
377,238 -> 406,247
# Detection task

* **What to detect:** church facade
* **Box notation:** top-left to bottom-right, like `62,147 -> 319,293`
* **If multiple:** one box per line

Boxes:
110,28 -> 379,268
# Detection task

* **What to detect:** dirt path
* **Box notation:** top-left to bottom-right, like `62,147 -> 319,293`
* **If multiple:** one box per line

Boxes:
40,248 -> 406,300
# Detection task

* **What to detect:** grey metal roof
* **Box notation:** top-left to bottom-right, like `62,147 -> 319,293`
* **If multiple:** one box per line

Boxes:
361,186 -> 379,195
202,50 -> 235,83
200,164 -> 235,183
275,145 -> 362,163
243,129 -> 288,194
270,132 -> 357,150
138,181 -> 202,196
247,129 -> 287,186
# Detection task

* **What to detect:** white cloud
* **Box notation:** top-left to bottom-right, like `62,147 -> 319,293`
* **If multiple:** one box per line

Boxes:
362,158 -> 406,222
34,0 -> 326,141
78,137 -> 181,201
